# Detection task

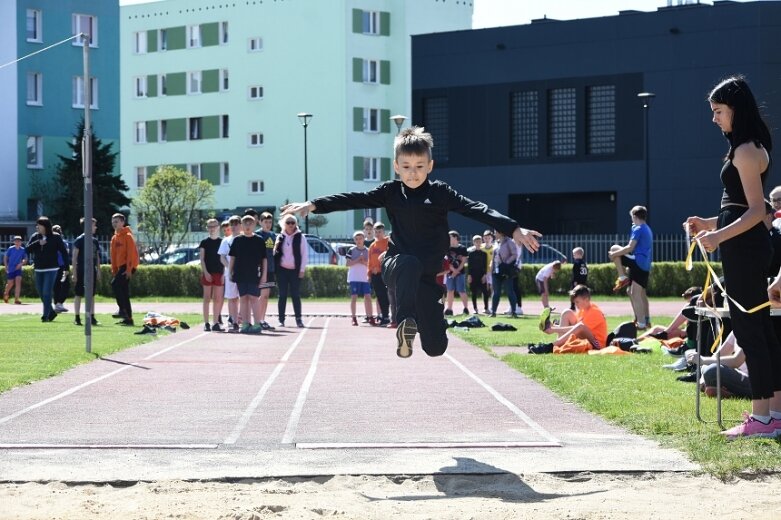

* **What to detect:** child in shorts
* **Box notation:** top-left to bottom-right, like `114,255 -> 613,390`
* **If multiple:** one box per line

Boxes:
3,236 -> 27,304
346,230 -> 373,326
229,215 -> 267,334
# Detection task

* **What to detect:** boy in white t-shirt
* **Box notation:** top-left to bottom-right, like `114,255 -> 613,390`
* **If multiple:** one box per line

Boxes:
218,215 -> 241,332
346,230 -> 374,326
535,260 -> 561,309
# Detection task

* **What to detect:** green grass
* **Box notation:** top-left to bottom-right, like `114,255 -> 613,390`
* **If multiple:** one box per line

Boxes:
0,313 -> 201,394
452,313 -> 781,478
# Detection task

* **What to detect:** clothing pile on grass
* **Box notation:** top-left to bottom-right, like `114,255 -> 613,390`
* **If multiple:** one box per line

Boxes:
135,312 -> 191,335
446,315 -> 519,332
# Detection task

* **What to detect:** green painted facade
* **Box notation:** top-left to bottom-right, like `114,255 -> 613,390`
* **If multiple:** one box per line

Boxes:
120,0 -> 471,237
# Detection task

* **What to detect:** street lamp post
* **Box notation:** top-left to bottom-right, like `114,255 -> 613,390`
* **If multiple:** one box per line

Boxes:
390,114 -> 407,134
297,112 -> 312,233
637,92 -> 655,220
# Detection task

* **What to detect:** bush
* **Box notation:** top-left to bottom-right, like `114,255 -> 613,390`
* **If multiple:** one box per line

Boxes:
0,262 -> 722,298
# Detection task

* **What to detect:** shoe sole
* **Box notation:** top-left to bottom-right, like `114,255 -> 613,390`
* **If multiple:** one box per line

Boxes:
396,318 -> 417,358
538,308 -> 551,332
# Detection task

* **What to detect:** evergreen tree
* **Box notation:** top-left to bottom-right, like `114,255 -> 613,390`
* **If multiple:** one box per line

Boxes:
49,121 -> 130,236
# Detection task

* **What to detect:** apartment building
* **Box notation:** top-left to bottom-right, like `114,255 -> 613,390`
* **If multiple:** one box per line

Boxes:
0,0 -> 119,235
120,0 -> 472,237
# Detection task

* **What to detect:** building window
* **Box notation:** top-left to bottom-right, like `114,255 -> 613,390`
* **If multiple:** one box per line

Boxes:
248,133 -> 264,147
72,14 -> 97,47
159,74 -> 167,96
249,180 -> 265,194
362,10 -> 379,35
26,73 -> 43,106
159,28 -> 168,51
363,59 -> 378,84
134,76 -> 147,98
249,85 -> 264,100
363,108 -> 379,133
136,167 -> 146,188
189,164 -> 201,179
187,24 -> 201,48
134,122 -> 146,144
423,97 -> 449,162
511,91 -> 539,158
26,9 -> 42,42
586,85 -> 616,155
548,87 -> 577,157
133,31 -> 147,54
363,157 -> 379,181
187,71 -> 201,94
189,117 -> 202,140
26,136 -> 42,168
220,21 -> 229,44
159,120 -> 167,142
248,37 -> 263,51
221,115 -> 229,138
364,208 -> 379,223
220,69 -> 229,91
72,76 -> 98,108
221,163 -> 230,184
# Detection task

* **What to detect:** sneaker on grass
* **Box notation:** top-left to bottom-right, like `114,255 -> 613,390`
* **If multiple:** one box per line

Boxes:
396,318 -> 417,358
720,413 -> 779,440
538,307 -> 552,332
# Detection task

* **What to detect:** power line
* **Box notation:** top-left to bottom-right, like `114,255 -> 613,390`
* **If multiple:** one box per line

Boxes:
0,34 -> 82,71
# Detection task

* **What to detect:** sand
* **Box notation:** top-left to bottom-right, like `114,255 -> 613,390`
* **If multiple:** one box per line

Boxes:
2,472 -> 780,519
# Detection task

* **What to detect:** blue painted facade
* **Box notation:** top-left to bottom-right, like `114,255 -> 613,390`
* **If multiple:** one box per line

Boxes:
411,1 -> 781,235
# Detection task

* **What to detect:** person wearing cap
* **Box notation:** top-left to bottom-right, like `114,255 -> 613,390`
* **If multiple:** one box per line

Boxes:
3,236 -> 27,304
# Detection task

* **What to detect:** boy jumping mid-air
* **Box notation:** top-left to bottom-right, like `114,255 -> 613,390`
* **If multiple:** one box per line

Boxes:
281,127 -> 540,358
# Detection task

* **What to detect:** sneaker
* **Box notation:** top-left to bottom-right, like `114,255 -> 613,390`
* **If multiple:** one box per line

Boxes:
704,386 -> 734,399
538,307 -> 552,332
296,319 -> 305,328
516,308 -> 524,316
117,319 -> 135,326
204,323 -> 211,332
528,342 -> 554,355
54,304 -> 68,313
47,310 -> 58,322
74,315 -> 82,326
444,309 -> 454,316
773,418 -> 781,437
230,322 -> 240,333
240,324 -> 252,334
260,321 -> 275,331
463,308 -> 469,315
368,316 -> 377,326
211,323 -> 223,332
112,311 -> 126,319
90,316 -> 99,326
278,321 -> 286,328
247,324 -> 263,334
351,316 -> 358,326
396,318 -> 417,358
676,372 -> 697,383
490,313 -> 496,318
14,300 -> 22,305
613,277 -> 631,293
720,413 -> 779,440
379,317 -> 390,326
387,321 -> 397,329
134,325 -> 157,335
663,357 -> 689,371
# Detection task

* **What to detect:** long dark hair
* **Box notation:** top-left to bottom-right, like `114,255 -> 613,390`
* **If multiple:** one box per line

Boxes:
35,216 -> 52,236
708,74 -> 772,159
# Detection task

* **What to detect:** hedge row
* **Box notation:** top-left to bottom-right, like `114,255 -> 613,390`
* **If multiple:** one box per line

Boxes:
0,262 -> 720,299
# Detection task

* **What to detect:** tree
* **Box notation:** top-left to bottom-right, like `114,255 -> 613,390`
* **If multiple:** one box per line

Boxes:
308,214 -> 328,235
49,121 -> 131,236
132,165 -> 215,254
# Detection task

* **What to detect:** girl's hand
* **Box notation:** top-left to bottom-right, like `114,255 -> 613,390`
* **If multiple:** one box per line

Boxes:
769,274 -> 781,307
695,230 -> 721,253
685,216 -> 708,235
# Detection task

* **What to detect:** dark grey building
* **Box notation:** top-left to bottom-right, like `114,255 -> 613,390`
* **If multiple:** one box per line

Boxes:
412,1 -> 781,235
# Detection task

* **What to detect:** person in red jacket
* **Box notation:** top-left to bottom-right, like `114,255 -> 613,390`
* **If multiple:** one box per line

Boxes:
110,213 -> 139,326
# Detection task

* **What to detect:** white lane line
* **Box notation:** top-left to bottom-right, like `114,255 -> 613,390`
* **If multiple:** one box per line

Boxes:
444,352 -> 562,446
223,319 -> 314,445
281,317 -> 331,444
0,444 -> 218,450
297,441 -> 561,449
0,333 -> 208,426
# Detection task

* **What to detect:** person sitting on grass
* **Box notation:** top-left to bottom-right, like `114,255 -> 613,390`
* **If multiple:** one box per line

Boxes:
685,331 -> 751,399
638,286 -> 702,342
532,285 -> 607,354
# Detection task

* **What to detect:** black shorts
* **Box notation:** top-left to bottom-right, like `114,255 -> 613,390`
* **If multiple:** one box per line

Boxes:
620,255 -> 650,288
74,271 -> 98,297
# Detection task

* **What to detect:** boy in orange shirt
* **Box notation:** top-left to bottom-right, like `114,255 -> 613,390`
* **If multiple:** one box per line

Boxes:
110,213 -> 140,326
534,284 -> 606,353
367,222 -> 390,325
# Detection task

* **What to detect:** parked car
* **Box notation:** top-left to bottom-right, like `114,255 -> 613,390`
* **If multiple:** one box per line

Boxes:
330,241 -> 354,266
520,243 -> 567,265
154,247 -> 200,265
304,234 -> 338,266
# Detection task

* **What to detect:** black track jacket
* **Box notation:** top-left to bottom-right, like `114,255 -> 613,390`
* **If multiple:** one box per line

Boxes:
311,179 -> 519,275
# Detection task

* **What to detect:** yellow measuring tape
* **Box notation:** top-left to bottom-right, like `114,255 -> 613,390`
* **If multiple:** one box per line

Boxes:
685,239 -> 771,352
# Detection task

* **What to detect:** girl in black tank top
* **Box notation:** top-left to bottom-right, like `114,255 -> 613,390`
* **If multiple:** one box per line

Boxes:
685,75 -> 781,439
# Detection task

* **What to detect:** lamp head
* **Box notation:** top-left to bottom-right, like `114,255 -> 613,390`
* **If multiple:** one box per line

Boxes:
297,112 -> 313,126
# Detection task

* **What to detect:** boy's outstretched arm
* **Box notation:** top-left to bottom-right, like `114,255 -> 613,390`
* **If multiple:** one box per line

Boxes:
512,227 -> 542,253
280,201 -> 315,217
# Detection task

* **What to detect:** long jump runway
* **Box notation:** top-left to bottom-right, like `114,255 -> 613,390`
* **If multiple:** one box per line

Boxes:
0,317 -> 694,481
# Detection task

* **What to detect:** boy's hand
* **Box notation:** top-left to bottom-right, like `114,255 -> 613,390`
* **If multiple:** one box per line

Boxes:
513,227 -> 541,252
280,201 -> 315,217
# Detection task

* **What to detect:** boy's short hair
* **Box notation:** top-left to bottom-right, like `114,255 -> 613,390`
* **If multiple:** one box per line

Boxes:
682,286 -> 702,299
353,230 -> 365,238
631,206 -> 648,220
220,220 -> 230,228
448,230 -> 460,239
13,235 -> 22,241
243,208 -> 259,219
206,218 -> 219,227
241,215 -> 256,224
363,217 -> 374,227
483,230 -> 494,238
228,215 -> 241,225
569,284 -> 591,299
79,217 -> 97,226
260,211 -> 274,220
572,247 -> 584,256
373,222 -> 385,230
111,213 -> 126,222
394,126 -> 434,160
472,235 -> 482,242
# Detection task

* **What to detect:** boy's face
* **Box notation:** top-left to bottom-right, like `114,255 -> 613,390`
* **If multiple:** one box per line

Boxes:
573,250 -> 583,259
473,238 -> 482,248
207,222 -> 219,237
483,234 -> 493,246
394,153 -> 433,190
230,223 -> 240,235
111,217 -> 123,231
374,227 -> 385,239
573,295 -> 590,309
13,239 -> 22,248
353,234 -> 365,246
242,219 -> 255,235
261,217 -> 273,231
449,235 -> 459,246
